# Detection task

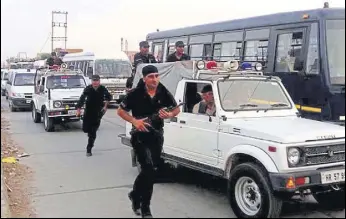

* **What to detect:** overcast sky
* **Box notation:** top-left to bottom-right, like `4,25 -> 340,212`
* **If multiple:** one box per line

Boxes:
1,0 -> 345,61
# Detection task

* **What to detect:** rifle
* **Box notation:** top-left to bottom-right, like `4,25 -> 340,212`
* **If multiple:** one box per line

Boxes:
130,102 -> 185,135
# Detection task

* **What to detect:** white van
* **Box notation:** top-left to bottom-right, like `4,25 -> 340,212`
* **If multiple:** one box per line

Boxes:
1,69 -> 9,96
6,69 -> 36,111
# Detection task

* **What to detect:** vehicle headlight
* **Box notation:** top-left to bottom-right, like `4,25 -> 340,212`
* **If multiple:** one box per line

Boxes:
12,93 -> 24,98
53,101 -> 62,108
287,148 -> 301,166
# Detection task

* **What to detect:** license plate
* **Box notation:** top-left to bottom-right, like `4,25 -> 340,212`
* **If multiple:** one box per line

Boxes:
68,110 -> 77,115
113,94 -> 119,100
26,100 -> 31,104
321,169 -> 345,184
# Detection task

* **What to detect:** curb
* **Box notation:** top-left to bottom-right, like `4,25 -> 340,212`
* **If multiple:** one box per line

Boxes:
1,163 -> 11,218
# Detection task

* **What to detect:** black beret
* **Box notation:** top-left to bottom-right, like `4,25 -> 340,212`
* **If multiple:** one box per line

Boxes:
91,75 -> 100,80
142,65 -> 158,77
201,84 -> 212,93
139,41 -> 149,48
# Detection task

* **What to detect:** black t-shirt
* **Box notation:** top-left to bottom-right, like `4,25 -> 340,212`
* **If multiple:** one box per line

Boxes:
166,52 -> 191,62
76,85 -> 112,116
133,53 -> 157,69
120,83 -> 177,130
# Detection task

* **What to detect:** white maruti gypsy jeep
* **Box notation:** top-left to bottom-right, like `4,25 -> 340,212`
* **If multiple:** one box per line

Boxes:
119,60 -> 345,218
31,65 -> 87,132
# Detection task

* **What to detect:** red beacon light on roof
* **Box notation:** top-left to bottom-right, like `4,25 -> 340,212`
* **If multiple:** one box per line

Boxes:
206,61 -> 217,69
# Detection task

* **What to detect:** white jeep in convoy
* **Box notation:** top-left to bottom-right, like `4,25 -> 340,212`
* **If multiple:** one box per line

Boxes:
119,61 -> 345,218
31,66 -> 87,132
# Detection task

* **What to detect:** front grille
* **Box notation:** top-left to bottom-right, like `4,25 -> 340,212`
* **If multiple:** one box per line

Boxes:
304,144 -> 345,165
61,100 -> 79,109
24,93 -> 32,99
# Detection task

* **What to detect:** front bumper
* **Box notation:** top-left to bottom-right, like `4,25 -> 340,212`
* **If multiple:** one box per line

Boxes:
269,165 -> 345,192
47,108 -> 84,119
10,98 -> 32,108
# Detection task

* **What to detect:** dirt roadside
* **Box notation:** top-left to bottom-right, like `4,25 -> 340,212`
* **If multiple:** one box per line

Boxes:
1,109 -> 36,218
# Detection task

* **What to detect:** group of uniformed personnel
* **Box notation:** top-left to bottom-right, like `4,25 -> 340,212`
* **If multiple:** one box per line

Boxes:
74,40 -> 190,218
126,40 -> 191,89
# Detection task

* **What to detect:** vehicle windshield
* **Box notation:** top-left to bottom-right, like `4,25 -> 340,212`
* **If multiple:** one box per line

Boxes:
95,59 -> 132,78
218,79 -> 292,111
326,20 -> 345,85
46,75 -> 87,89
1,72 -> 8,80
13,73 -> 35,86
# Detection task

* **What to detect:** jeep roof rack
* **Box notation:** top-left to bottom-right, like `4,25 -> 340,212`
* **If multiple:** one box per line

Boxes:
192,60 -> 264,80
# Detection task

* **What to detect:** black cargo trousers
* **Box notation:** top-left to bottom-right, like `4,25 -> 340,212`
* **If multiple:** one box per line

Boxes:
130,130 -> 164,207
82,111 -> 103,152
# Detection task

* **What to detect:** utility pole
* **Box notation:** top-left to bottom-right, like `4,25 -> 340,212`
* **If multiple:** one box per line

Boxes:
51,11 -> 68,53
121,37 -> 124,52
125,39 -> 128,55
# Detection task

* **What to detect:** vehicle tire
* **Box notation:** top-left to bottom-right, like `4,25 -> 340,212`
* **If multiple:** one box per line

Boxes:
31,103 -> 41,123
43,109 -> 55,132
9,101 -> 16,112
228,163 -> 282,218
312,185 -> 345,211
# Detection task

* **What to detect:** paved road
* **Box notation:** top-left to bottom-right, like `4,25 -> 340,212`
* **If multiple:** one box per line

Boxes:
1,96 -> 344,218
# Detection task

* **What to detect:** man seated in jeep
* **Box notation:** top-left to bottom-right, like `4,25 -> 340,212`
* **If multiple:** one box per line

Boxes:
192,84 -> 216,116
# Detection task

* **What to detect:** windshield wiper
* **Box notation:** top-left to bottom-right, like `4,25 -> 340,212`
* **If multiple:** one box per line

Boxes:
270,103 -> 289,107
239,103 -> 258,108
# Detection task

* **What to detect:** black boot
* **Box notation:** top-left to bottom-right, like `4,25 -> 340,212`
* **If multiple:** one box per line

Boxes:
141,205 -> 153,218
86,134 -> 95,157
86,148 -> 92,157
128,191 -> 141,216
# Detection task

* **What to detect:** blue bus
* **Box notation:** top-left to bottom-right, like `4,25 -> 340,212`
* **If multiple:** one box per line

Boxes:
146,8 -> 345,125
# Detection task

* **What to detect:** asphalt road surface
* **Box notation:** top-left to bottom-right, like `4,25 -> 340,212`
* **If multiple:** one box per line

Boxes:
1,96 -> 344,218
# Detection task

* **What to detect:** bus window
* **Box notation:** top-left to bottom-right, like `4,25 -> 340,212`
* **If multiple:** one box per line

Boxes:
189,44 -> 204,60
244,40 -> 268,62
153,43 -> 164,63
275,31 -> 304,73
244,29 -> 270,64
216,42 -> 242,61
326,19 -> 345,85
213,44 -> 222,61
204,44 -> 213,60
306,23 -> 319,75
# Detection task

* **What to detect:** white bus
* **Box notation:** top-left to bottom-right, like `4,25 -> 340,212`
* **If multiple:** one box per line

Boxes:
63,51 -> 132,104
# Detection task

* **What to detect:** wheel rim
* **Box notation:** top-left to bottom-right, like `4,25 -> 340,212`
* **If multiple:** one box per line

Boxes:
235,176 -> 262,216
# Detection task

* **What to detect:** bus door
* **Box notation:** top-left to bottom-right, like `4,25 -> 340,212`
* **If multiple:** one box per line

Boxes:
269,24 -> 325,120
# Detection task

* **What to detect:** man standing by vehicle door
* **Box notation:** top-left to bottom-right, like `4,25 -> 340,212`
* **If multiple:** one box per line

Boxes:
126,41 -> 157,89
117,65 -> 180,218
166,41 -> 190,62
76,75 -> 112,157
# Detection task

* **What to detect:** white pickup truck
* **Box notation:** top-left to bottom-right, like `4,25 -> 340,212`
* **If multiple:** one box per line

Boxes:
119,61 -> 345,218
31,66 -> 87,132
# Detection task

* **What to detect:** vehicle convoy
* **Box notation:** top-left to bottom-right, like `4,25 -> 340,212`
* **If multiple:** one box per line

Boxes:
146,7 -> 345,125
63,51 -> 133,104
5,69 -> 36,112
1,69 -> 9,96
119,60 -> 345,218
31,64 -> 88,132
